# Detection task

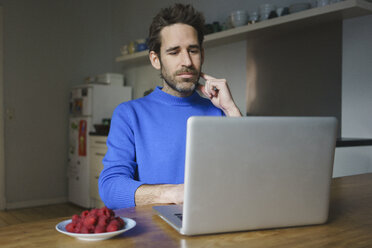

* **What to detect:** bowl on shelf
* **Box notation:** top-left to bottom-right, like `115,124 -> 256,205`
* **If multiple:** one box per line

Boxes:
260,3 -> 276,21
136,39 -> 148,52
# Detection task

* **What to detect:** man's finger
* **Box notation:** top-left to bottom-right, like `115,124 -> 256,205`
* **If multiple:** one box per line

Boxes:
197,83 -> 204,92
197,84 -> 210,98
200,72 -> 216,81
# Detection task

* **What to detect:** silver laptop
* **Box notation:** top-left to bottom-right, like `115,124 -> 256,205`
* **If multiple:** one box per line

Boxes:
153,116 -> 338,236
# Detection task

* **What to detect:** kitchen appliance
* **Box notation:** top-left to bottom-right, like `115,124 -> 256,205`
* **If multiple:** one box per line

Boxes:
68,84 -> 132,208
95,73 -> 124,85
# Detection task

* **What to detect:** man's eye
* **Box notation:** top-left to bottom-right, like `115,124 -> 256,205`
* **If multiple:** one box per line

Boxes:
189,50 -> 199,54
168,51 -> 178,55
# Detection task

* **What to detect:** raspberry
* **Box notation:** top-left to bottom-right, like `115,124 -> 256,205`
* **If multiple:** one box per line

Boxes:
94,225 -> 106,233
106,223 -> 119,232
71,214 -> 80,224
108,219 -> 120,227
98,215 -> 109,226
80,226 -> 90,234
74,222 -> 83,233
89,208 -> 99,216
65,223 -> 76,233
80,210 -> 89,218
117,217 -> 125,229
98,206 -> 115,217
83,215 -> 97,226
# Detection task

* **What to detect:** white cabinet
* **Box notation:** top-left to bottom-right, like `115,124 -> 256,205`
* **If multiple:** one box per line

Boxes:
89,135 -> 107,208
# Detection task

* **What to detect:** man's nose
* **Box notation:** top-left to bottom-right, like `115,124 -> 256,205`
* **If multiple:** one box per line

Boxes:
181,51 -> 192,67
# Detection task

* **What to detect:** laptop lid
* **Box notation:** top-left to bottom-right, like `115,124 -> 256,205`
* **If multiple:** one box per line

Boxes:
179,116 -> 337,235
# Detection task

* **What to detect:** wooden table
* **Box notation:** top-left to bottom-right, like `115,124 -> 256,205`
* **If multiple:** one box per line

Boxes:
1,173 -> 372,248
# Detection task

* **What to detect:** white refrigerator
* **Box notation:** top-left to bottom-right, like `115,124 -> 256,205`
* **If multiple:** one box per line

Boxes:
68,84 -> 132,208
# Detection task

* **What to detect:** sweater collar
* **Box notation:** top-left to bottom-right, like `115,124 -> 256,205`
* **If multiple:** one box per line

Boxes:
148,86 -> 200,105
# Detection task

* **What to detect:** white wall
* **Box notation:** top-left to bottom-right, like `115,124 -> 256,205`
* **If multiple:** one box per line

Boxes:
333,15 -> 372,177
203,41 -> 246,114
0,0 -> 113,208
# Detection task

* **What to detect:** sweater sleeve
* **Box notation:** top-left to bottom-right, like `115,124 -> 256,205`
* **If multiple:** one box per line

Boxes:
98,104 -> 143,209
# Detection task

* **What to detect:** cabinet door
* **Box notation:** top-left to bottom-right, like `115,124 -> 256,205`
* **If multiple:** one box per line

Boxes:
90,147 -> 107,202
89,136 -> 107,207
90,136 -> 107,148
90,147 -> 106,174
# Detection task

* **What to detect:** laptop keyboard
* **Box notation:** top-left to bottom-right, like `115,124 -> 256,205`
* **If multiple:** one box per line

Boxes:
175,213 -> 183,221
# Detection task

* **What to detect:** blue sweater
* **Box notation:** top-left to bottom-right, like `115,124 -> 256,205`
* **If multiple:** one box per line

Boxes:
99,86 -> 224,209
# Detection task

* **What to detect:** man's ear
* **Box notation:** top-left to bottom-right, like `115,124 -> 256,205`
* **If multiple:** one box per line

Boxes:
149,51 -> 161,70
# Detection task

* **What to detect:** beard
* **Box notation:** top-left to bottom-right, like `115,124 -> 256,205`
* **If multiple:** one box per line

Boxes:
160,61 -> 201,95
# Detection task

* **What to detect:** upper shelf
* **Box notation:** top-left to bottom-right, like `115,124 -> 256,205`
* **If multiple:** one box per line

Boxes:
115,0 -> 372,66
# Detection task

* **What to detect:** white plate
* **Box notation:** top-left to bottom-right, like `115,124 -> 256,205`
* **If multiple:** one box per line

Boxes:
55,217 -> 136,241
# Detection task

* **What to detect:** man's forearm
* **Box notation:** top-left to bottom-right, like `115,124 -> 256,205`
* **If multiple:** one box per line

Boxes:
135,184 -> 184,206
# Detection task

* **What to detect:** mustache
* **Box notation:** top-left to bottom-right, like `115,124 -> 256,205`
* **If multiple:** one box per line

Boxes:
175,68 -> 198,75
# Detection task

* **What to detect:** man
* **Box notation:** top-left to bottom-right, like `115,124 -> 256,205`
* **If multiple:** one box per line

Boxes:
99,4 -> 241,209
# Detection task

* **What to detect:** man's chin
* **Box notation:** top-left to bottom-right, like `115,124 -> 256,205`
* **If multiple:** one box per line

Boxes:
176,82 -> 196,93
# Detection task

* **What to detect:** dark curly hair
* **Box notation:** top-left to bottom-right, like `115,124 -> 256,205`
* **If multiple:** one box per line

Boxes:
148,4 -> 205,56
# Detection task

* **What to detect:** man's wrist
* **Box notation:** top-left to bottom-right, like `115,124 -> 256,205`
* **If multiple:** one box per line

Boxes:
135,184 -> 183,206
159,184 -> 174,203
223,105 -> 242,117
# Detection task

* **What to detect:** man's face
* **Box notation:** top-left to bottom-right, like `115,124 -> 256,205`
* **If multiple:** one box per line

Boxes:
157,23 -> 203,96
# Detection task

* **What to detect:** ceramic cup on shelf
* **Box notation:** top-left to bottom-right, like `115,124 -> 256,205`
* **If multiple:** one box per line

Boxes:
128,41 -> 137,54
248,11 -> 259,24
120,45 -> 128,56
230,10 -> 248,27
276,7 -> 285,16
259,3 -> 276,21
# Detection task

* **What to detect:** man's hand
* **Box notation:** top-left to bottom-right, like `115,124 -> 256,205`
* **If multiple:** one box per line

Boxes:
135,184 -> 184,206
198,73 -> 242,117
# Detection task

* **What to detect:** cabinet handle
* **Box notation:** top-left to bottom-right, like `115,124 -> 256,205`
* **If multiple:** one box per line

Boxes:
95,152 -> 106,156
94,141 -> 106,145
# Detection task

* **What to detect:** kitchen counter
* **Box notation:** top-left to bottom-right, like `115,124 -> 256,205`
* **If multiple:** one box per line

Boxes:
89,132 -> 108,136
1,173 -> 372,247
